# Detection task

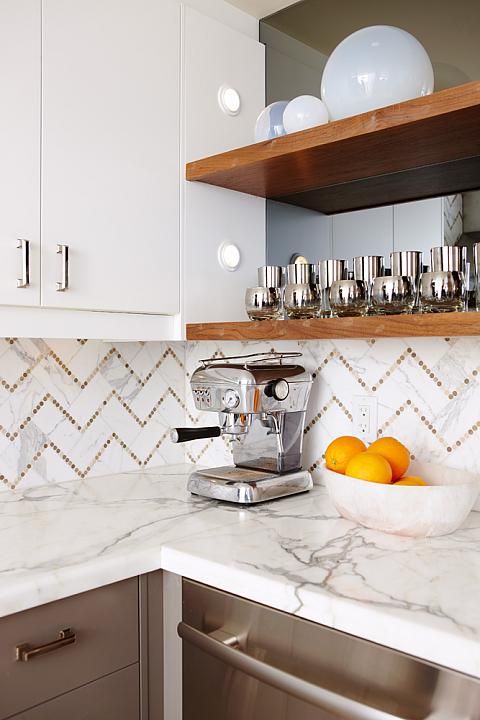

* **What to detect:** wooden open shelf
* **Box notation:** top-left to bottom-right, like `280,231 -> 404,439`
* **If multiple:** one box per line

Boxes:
186,312 -> 480,341
187,82 -> 480,214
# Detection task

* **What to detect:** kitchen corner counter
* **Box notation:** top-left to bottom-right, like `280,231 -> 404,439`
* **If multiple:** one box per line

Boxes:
1,466 -> 480,678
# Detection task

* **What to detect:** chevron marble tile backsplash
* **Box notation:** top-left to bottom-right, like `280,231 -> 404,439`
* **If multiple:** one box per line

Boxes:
185,337 -> 480,484
2,335 -> 480,492
0,339 -> 186,491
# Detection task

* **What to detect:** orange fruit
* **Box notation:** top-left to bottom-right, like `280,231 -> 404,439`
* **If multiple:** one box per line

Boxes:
366,437 -> 410,481
394,476 -> 427,486
345,452 -> 392,484
325,436 -> 367,474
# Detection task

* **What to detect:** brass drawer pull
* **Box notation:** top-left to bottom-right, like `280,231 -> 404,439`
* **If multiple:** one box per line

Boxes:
16,628 -> 76,662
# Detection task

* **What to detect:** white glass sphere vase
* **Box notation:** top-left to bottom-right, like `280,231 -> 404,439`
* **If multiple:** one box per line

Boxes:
254,101 -> 288,143
321,25 -> 434,121
283,95 -> 329,134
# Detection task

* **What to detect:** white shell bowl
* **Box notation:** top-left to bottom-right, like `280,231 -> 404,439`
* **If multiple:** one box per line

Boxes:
323,461 -> 480,537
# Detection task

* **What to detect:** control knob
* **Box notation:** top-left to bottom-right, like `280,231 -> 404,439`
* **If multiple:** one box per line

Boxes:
265,378 -> 289,401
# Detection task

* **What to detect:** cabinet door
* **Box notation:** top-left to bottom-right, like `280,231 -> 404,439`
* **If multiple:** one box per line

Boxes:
11,664 -> 139,720
0,0 -> 40,306
41,0 -> 180,314
393,199 -> 443,261
332,206 -> 393,262
182,6 -> 265,324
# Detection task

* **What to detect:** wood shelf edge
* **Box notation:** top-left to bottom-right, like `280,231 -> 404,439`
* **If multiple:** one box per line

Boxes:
186,313 -> 480,341
186,82 -> 480,180
185,81 -> 480,214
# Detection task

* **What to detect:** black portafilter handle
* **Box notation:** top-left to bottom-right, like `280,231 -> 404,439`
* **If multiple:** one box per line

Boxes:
170,426 -> 222,444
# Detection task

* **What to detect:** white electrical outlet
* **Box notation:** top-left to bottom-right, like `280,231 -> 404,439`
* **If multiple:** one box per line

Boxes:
352,396 -> 378,444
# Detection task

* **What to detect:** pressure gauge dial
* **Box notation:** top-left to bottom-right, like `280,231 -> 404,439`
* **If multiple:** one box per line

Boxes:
224,389 -> 240,410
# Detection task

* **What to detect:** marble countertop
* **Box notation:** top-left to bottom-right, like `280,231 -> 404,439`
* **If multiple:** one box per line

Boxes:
1,465 -> 480,678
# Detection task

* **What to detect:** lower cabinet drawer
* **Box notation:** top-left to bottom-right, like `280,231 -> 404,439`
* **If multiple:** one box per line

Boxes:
0,578 -> 139,719
11,664 -> 139,720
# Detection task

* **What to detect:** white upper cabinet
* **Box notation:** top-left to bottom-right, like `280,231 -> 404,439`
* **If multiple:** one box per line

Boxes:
0,0 -> 265,336
0,0 -> 41,306
182,6 -> 266,324
41,0 -> 180,314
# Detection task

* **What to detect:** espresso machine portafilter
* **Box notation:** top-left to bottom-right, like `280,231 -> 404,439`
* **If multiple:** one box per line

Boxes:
170,352 -> 313,504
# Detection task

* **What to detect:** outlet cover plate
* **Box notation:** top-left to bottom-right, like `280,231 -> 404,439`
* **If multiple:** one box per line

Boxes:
352,396 -> 378,444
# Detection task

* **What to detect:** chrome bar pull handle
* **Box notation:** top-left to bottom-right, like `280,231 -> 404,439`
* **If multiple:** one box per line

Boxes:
16,239 -> 30,288
16,628 -> 76,662
56,244 -> 69,292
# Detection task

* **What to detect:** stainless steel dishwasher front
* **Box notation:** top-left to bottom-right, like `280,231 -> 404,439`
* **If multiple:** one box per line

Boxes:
179,578 -> 480,720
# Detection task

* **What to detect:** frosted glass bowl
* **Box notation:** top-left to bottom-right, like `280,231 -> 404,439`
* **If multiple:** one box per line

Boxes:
323,461 -> 479,537
321,25 -> 434,121
254,101 -> 288,142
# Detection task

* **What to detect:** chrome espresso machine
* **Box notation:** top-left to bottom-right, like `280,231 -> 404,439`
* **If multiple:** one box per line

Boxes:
170,352 -> 313,504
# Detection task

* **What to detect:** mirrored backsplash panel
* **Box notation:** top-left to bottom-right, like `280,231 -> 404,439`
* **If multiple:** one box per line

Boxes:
261,1 -> 478,271
265,195 -> 466,273
262,0 -> 480,95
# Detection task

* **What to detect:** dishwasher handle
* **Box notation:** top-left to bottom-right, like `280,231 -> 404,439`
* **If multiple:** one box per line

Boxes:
178,621 -> 409,720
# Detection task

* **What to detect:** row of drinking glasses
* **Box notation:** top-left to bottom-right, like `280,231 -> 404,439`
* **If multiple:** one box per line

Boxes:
246,246 -> 479,321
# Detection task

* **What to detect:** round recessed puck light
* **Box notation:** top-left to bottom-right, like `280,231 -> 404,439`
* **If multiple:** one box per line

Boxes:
218,85 -> 241,116
218,242 -> 241,272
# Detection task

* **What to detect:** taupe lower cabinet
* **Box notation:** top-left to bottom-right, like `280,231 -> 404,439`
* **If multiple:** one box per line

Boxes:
0,572 -> 163,720
11,666 -> 140,720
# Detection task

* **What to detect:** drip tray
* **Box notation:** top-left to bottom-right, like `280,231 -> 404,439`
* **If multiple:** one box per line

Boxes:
197,466 -> 278,483
188,466 -> 313,505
